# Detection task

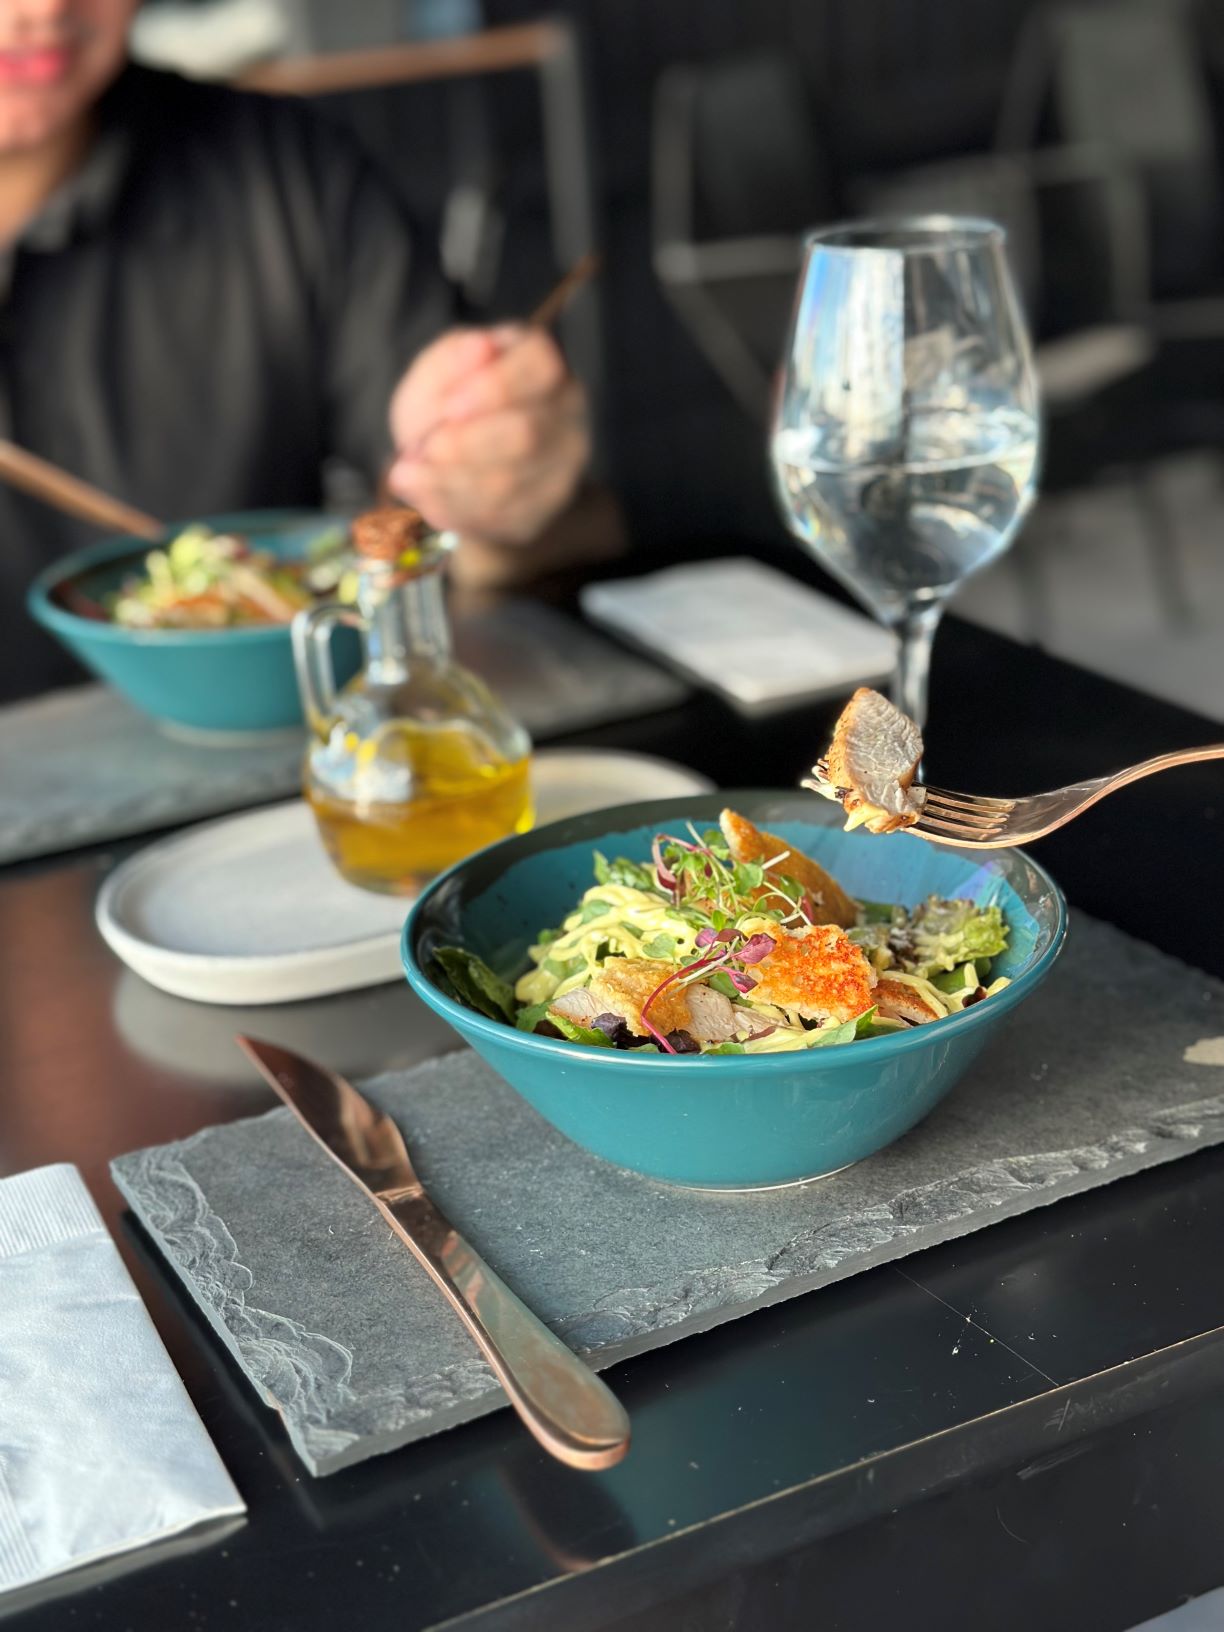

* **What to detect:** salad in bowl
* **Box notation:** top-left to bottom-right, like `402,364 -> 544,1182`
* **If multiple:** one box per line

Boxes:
403,792 -> 1066,1188
433,808 -> 1012,1057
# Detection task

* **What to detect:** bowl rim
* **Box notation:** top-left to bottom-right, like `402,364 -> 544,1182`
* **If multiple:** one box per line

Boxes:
26,508 -> 341,647
400,795 -> 1070,1071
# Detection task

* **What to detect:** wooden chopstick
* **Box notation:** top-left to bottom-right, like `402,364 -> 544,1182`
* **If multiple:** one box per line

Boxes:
374,252 -> 600,506
526,252 -> 600,330
0,439 -> 164,540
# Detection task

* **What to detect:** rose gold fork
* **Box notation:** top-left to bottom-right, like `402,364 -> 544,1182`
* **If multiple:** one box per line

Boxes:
904,745 -> 1224,848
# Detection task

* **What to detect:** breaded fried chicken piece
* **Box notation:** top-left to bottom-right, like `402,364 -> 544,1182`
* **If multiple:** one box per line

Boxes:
749,924 -> 876,1023
873,977 -> 944,1025
581,959 -> 696,1038
551,974 -> 774,1046
720,808 -> 858,929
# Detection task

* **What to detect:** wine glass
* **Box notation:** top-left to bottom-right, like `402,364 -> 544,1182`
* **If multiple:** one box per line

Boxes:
770,216 -> 1040,728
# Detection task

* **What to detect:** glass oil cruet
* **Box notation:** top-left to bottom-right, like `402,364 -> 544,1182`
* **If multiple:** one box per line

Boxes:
293,507 -> 534,894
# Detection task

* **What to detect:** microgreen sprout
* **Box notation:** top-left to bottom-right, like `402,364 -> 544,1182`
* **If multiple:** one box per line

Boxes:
640,919 -> 777,1052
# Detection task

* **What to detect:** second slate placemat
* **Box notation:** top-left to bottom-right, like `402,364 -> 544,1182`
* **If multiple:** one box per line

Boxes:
0,685 -> 304,865
112,913 -> 1224,1476
0,607 -> 685,866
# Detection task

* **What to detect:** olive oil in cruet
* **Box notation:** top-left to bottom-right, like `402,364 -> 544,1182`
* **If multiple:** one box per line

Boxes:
293,508 -> 533,894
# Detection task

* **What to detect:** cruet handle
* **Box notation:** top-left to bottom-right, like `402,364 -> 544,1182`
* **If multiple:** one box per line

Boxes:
291,603 -> 363,735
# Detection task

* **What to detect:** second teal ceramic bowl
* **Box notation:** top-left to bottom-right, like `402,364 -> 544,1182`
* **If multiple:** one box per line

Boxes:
402,792 -> 1068,1189
27,510 -> 355,737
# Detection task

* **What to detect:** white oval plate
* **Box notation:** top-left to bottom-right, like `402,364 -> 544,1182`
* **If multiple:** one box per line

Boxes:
96,749 -> 714,1006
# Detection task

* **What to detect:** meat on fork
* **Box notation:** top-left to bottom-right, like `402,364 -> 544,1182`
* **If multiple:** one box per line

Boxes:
813,688 -> 925,834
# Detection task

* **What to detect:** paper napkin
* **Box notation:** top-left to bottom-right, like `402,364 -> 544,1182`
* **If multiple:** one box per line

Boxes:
0,1164 -> 244,1597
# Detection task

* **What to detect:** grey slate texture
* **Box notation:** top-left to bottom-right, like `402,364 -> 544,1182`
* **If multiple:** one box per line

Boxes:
0,685 -> 303,864
0,607 -> 684,864
112,913 -> 1224,1475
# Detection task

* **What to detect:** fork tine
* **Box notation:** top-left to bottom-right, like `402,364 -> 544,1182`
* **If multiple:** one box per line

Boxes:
921,786 -> 1014,814
916,803 -> 1007,835
920,794 -> 1009,817
918,798 -> 1004,828
913,813 -> 1008,841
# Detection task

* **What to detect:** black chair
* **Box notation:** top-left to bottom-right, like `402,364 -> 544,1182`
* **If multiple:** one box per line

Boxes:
998,0 -> 1224,332
652,50 -> 1152,425
855,148 -> 1179,630
649,46 -> 1200,631
991,0 -> 1224,623
651,52 -> 831,421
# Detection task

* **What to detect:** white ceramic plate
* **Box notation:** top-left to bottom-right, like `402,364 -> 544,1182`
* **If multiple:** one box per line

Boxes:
96,749 -> 714,1006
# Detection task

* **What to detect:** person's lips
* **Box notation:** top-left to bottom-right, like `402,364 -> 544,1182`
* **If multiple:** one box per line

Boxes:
0,46 -> 75,87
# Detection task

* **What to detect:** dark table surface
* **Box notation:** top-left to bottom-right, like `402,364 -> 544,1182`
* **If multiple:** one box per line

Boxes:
3,577 -> 1224,1632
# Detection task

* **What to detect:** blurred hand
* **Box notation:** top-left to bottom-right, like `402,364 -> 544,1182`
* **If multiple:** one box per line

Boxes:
386,326 -> 589,545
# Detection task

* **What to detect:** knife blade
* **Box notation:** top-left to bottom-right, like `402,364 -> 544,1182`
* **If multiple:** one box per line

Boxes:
236,1036 -> 630,1471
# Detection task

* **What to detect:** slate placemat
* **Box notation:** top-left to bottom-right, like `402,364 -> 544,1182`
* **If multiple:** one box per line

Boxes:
0,686 -> 305,866
0,604 -> 685,865
112,913 -> 1224,1477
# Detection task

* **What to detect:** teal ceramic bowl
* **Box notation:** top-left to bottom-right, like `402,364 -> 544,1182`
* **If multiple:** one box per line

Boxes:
402,791 -> 1068,1189
27,510 -> 354,738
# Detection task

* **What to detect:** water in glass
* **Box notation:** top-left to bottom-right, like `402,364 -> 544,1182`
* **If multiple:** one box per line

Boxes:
770,218 -> 1040,726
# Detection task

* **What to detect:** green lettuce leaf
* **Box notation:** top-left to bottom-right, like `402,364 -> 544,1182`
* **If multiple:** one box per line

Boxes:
741,1014 -> 863,1053
857,1015 -> 910,1038
853,1007 -> 879,1037
932,961 -> 982,994
592,851 -> 655,891
549,1013 -> 614,1048
804,1015 -> 863,1048
431,947 -> 516,1023
515,1000 -> 555,1033
847,921 -> 894,970
905,897 -> 1009,978
857,899 -> 900,924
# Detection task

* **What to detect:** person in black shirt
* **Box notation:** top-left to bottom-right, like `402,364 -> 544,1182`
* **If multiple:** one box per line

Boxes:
0,1 -> 595,698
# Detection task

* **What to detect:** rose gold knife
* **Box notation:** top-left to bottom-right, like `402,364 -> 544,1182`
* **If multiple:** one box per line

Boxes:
235,1036 -> 630,1471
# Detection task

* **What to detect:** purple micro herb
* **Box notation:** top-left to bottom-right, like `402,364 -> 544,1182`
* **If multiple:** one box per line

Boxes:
639,963 -> 681,1052
651,834 -> 677,892
694,925 -> 738,949
639,951 -> 721,1051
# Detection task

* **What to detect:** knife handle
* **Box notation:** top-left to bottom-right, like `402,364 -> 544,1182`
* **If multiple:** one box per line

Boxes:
379,1190 -> 631,1471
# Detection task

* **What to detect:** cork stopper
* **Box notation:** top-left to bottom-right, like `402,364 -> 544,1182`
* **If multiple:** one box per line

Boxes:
350,505 -> 430,562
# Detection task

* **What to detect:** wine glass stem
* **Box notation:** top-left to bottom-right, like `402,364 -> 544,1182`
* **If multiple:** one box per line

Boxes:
892,603 -> 942,730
